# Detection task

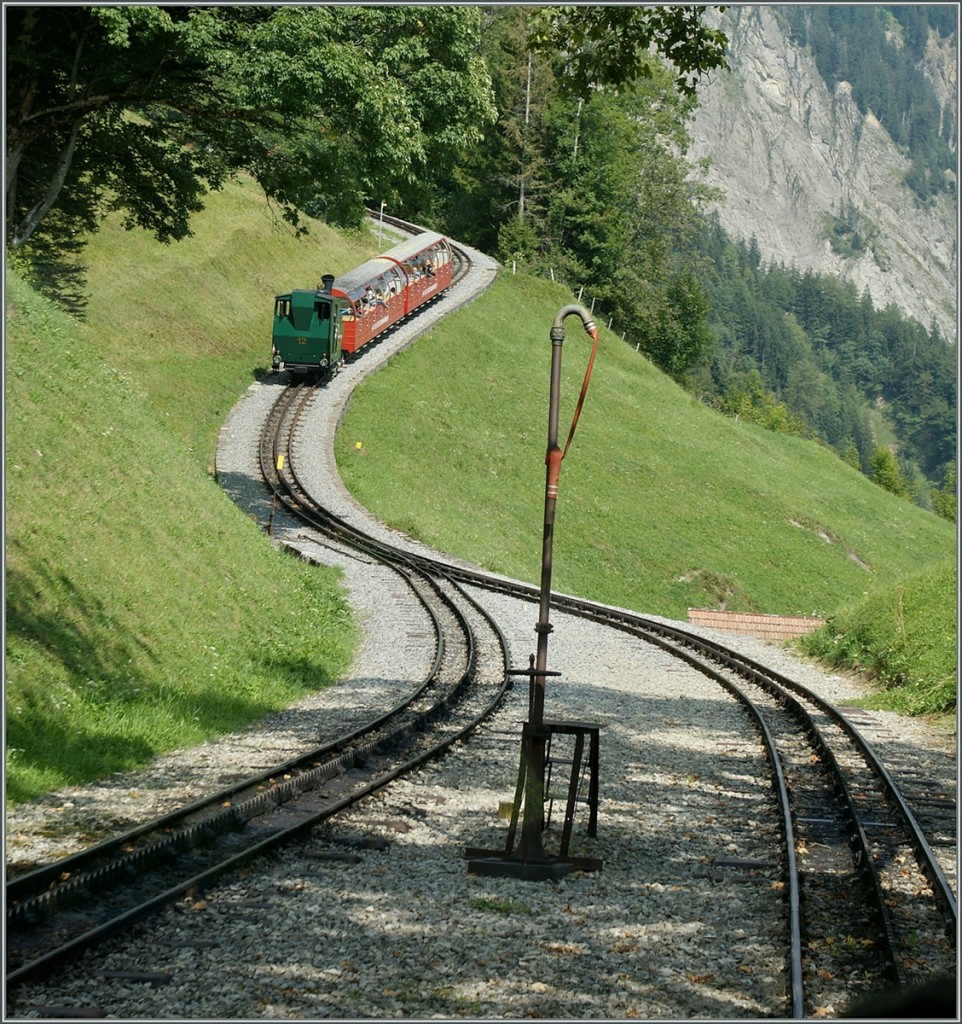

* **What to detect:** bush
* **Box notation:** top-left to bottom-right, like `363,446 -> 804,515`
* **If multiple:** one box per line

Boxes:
799,562 -> 957,715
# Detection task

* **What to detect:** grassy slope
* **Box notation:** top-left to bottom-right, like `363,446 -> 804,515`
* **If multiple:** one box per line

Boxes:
335,272 -> 954,621
800,562 -> 957,714
78,176 -> 378,469
6,178 -> 955,805
5,178 -> 370,804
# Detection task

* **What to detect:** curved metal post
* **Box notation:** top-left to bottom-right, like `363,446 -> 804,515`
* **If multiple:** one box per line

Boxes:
535,303 -> 597,694
465,304 -> 600,880
515,304 -> 598,865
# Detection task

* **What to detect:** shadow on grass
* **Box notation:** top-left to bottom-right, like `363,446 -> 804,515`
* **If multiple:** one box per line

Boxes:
16,226 -> 90,320
5,542 -> 341,802
6,542 -> 157,684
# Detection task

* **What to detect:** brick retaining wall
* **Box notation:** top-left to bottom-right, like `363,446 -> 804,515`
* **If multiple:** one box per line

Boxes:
687,608 -> 826,642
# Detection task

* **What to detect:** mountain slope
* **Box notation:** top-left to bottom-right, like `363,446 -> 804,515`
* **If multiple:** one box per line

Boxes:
6,176 -> 955,803
688,5 -> 957,343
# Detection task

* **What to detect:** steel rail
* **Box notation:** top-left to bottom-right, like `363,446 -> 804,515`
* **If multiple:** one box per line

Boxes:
695,666 -> 806,1017
408,559 -> 956,933
6,567 -> 505,991
260,218 -> 952,1009
269,476 -> 955,1005
264,426 -> 957,930
6,483 -> 486,992
8,353 -> 512,993
671,627 -> 958,932
6,218 -> 488,995
569,602 -> 957,930
595,610 -> 905,1009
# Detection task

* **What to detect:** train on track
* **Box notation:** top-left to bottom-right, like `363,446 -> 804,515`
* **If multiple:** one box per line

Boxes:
271,231 -> 454,377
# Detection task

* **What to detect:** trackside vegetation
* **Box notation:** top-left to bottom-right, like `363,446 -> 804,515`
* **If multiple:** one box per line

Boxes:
799,563 -> 957,716
5,181 -> 367,805
334,272 -> 955,718
5,177 -> 955,807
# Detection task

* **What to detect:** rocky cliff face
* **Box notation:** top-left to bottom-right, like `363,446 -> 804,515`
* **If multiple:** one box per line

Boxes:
688,6 -> 957,343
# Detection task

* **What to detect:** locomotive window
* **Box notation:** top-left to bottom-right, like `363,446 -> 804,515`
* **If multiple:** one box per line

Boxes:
275,299 -> 291,317
316,301 -> 331,321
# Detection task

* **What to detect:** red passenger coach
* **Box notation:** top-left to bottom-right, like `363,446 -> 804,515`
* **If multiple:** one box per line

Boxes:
332,232 -> 453,354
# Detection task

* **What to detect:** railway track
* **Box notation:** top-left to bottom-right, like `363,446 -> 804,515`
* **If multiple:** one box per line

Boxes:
588,607 -> 957,1014
257,379 -> 957,1015
5,230 -> 507,994
250,220 -> 956,1014
5,547 -> 510,990
454,576 -> 957,1014
250,351 -> 954,1015
7,218 -> 954,1017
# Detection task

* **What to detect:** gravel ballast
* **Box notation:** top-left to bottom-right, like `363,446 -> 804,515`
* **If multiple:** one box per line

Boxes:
6,246 -> 956,1020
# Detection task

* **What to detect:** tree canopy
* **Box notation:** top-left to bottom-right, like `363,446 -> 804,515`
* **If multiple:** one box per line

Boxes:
694,217 -> 957,492
530,5 -> 729,97
6,5 -> 497,249
9,5 -> 953,506
7,4 -> 730,254
427,7 -> 722,381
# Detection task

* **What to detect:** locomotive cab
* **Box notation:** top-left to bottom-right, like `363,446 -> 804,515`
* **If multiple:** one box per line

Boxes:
271,283 -> 345,376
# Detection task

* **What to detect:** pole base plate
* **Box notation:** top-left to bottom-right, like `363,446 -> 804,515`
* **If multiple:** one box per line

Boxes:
464,847 -> 602,880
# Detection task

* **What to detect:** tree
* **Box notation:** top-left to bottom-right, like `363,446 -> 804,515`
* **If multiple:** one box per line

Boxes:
489,8 -> 558,233
721,370 -> 809,438
436,5 -> 723,373
841,442 -> 861,472
869,446 -> 910,499
930,463 -> 957,523
696,211 -> 955,493
785,358 -> 826,428
6,6 -> 496,252
530,5 -> 730,98
645,270 -> 713,382
496,214 -> 541,266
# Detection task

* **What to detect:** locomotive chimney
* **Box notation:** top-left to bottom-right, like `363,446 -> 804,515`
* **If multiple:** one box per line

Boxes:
320,274 -> 335,293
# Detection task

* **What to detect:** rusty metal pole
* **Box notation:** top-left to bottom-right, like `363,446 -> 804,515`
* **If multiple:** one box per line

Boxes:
514,304 -> 597,866
536,304 -> 598,696
465,304 -> 600,880
512,330 -> 563,864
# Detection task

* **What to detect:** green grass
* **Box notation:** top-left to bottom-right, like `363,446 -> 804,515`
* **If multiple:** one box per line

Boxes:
335,272 -> 955,622
5,181 -> 366,804
78,175 -> 378,474
468,895 -> 534,915
6,178 -> 956,806
799,562 -> 957,715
